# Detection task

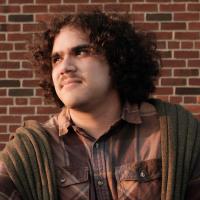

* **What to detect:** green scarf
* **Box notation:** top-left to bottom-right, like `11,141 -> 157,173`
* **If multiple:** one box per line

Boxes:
0,120 -> 58,200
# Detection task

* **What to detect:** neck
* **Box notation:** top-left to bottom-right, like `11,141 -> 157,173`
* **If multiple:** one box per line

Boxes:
68,92 -> 121,139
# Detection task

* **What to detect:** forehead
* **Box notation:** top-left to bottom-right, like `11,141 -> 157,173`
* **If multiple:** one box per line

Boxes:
52,26 -> 90,51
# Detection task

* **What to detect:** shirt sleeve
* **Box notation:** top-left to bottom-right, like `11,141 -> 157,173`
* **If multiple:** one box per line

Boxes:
0,161 -> 22,200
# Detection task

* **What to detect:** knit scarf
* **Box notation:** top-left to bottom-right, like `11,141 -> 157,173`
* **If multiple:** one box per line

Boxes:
0,120 -> 58,200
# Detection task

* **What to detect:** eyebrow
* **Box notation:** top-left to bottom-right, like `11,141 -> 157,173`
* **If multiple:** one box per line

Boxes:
51,44 -> 92,58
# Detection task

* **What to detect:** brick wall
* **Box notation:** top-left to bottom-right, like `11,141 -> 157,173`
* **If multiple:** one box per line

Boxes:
0,0 -> 200,149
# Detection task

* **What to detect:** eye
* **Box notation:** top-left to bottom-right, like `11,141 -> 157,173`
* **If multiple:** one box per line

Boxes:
74,47 -> 91,57
51,54 -> 62,65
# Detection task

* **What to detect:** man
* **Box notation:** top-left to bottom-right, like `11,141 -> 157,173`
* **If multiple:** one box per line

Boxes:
0,11 -> 199,200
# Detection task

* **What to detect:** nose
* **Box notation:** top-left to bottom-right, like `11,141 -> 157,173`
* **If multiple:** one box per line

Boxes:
60,55 -> 76,75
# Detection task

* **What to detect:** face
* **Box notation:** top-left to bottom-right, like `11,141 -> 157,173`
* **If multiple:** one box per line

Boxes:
51,26 -> 117,111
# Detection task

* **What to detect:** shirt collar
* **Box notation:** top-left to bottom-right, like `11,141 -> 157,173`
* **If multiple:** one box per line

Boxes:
57,101 -> 157,137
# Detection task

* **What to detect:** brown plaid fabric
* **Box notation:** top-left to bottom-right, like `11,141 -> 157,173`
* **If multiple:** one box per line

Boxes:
0,102 -> 200,199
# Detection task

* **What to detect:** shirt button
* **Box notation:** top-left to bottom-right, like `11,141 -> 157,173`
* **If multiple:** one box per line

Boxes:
139,170 -> 146,178
95,143 -> 99,148
60,178 -> 66,183
97,180 -> 104,186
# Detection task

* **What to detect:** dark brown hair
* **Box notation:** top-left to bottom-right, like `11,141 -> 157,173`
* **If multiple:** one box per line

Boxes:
31,11 -> 161,107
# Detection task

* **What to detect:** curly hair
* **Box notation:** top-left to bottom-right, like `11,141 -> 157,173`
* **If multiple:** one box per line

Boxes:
31,11 -> 161,108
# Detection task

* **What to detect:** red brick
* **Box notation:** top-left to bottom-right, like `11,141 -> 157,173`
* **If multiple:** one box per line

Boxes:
176,87 -> 200,95
195,42 -> 200,49
0,15 -> 6,22
161,23 -> 186,30
0,125 -> 7,133
0,43 -> 13,51
9,52 -> 29,60
181,42 -> 193,49
174,51 -> 199,59
159,50 -> 171,58
23,80 -> 40,87
8,70 -> 33,78
157,41 -> 166,49
189,22 -> 200,30
0,71 -> 6,78
15,43 -> 27,50
9,107 -> 35,114
7,33 -> 32,41
0,107 -> 7,114
0,6 -> 20,13
119,0 -> 144,2
168,41 -> 180,49
9,0 -> 33,3
77,4 -> 103,12
189,79 -> 200,86
147,0 -> 171,2
36,0 -> 61,3
160,68 -> 172,76
0,89 -> 6,96
0,24 -> 20,32
23,23 -> 45,32
0,98 -> 14,105
170,96 -> 183,104
188,60 -> 200,67
49,5 -> 75,13
0,34 -> 5,41
35,88 -> 43,96
175,32 -> 199,40
132,4 -> 157,12
0,61 -> 20,69
155,87 -> 173,95
22,61 -> 32,69
35,14 -> 56,23
0,116 -> 21,123
0,53 -> 7,60
9,89 -> 33,96
174,69 -> 199,77
30,98 -> 42,105
104,4 -> 130,12
0,80 -> 20,87
146,13 -> 172,21
64,0 -> 88,2
161,78 -> 186,86
184,96 -> 197,104
15,98 -> 28,105
37,106 -> 60,114
155,32 -> 172,40
188,3 -> 200,11
9,15 -> 33,22
91,0 -> 115,2
160,4 -> 185,11
135,22 -> 159,31
9,125 -> 20,133
130,13 -> 144,21
23,5 -> 47,13
174,13 -> 199,21
23,115 -> 49,123
0,134 -> 9,142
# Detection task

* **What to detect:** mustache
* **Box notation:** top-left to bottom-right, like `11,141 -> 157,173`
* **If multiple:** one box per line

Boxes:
59,74 -> 83,85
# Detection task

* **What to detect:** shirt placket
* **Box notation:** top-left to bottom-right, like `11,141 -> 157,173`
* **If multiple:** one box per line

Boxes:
91,140 -> 111,200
